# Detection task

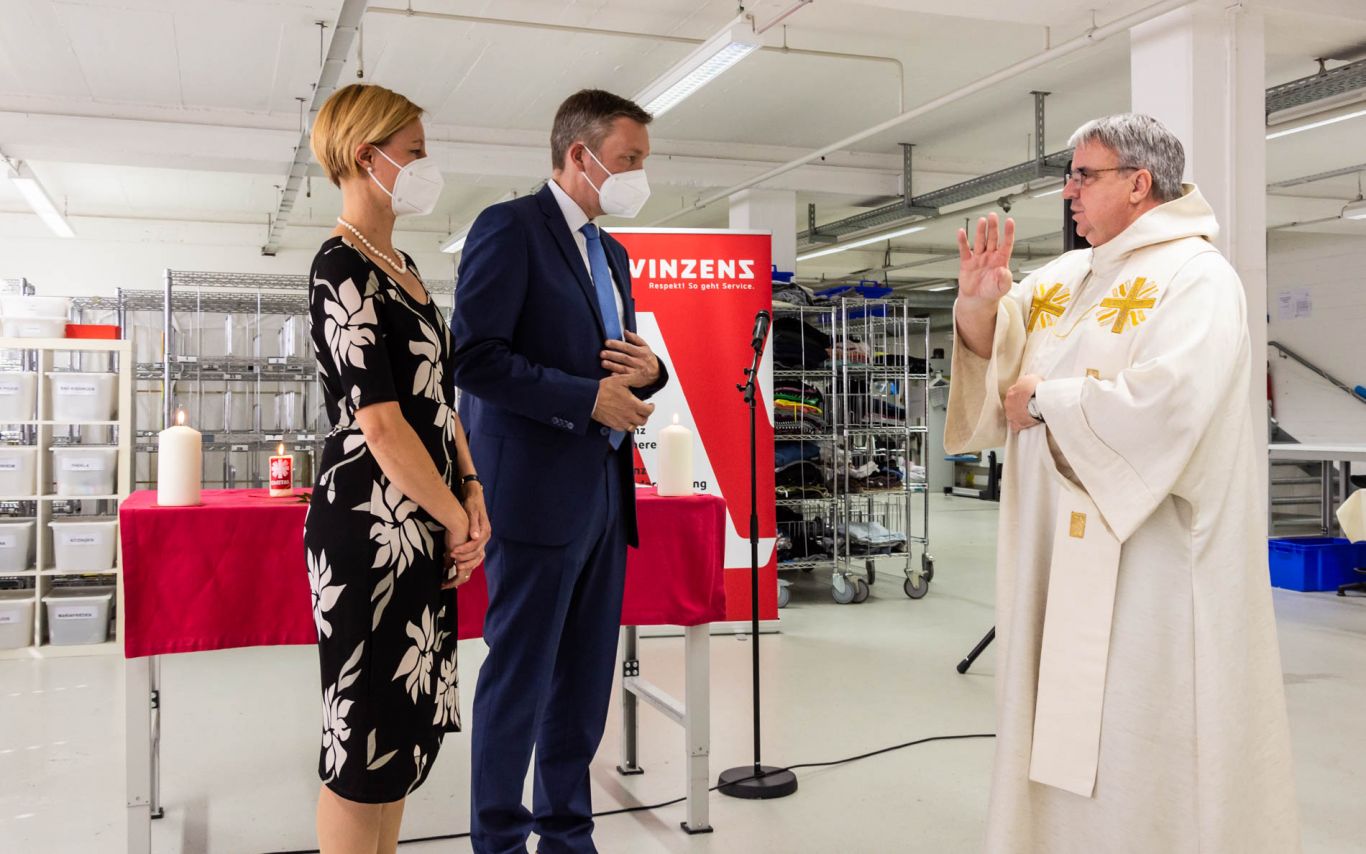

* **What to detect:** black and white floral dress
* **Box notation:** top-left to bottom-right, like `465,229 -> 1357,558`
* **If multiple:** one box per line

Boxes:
303,236 -> 460,804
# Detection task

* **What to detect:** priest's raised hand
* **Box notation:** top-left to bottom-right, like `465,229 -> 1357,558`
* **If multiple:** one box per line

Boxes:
955,211 -> 1016,359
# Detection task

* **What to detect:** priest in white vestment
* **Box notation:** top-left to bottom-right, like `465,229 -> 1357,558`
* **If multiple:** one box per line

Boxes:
947,113 -> 1301,853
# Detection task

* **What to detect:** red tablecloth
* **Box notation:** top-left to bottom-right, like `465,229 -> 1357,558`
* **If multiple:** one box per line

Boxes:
120,487 -> 727,658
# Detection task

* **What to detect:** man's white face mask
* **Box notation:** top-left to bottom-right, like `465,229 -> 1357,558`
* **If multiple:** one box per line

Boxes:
582,145 -> 651,219
369,147 -> 444,217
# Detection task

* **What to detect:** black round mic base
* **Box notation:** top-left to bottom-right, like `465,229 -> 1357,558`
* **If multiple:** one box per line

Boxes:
717,764 -> 799,800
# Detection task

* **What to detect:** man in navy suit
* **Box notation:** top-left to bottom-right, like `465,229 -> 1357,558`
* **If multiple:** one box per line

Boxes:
451,89 -> 669,854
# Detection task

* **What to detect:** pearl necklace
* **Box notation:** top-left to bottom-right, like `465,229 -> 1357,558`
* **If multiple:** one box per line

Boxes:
336,217 -> 407,274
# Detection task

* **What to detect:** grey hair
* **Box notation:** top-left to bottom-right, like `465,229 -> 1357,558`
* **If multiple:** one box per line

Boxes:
1068,113 -> 1186,203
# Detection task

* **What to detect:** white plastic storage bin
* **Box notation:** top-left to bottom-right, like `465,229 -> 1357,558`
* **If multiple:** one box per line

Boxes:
50,446 -> 117,496
46,372 -> 117,422
1,295 -> 71,319
0,372 -> 37,421
0,591 -> 35,649
43,586 -> 113,645
0,520 -> 35,572
49,519 -> 117,572
2,317 -> 66,339
0,446 -> 38,496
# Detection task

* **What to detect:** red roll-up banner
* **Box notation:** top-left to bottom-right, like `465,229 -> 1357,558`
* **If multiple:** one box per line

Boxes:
608,228 -> 777,622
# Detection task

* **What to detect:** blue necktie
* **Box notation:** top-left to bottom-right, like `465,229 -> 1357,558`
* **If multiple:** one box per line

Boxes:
580,223 -> 625,449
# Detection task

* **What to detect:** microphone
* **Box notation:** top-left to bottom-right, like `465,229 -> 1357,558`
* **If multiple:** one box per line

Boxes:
750,309 -> 771,354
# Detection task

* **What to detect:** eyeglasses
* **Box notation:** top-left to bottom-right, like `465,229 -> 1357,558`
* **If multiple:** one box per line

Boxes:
1063,165 -> 1138,186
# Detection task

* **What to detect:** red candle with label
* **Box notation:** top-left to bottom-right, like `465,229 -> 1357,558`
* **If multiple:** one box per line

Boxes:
269,443 -> 293,497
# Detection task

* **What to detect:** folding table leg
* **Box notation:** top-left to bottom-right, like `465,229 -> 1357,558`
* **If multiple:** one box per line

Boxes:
681,624 -> 713,834
616,626 -> 643,775
126,656 -> 152,853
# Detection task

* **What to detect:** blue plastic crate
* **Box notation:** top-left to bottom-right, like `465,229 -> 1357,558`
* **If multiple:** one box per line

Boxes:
1268,537 -> 1366,592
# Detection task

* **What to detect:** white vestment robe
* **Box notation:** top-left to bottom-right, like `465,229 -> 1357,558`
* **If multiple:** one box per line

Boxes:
947,185 -> 1301,853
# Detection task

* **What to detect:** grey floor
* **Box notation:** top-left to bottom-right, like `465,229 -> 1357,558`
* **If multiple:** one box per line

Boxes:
1,495 -> 1363,853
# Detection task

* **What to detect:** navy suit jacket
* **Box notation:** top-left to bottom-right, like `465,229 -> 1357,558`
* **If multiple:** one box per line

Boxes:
450,183 -> 668,549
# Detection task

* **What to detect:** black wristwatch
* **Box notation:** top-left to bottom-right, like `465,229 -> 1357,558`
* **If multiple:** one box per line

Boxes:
1026,394 -> 1044,423
460,474 -> 482,488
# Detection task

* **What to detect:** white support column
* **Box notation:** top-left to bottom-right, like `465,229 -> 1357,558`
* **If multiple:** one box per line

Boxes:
1130,0 -> 1268,487
729,189 -> 797,274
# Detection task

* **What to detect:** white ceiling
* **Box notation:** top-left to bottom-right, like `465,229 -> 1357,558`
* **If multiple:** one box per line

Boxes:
0,0 -> 1364,283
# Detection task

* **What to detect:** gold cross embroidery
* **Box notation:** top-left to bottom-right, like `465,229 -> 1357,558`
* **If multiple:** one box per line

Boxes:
1027,283 -> 1071,332
1097,277 -> 1158,334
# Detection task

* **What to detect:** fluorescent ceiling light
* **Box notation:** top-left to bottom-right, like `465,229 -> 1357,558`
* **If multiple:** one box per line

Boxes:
634,16 -> 760,117
1029,185 -> 1064,198
796,224 -> 927,262
1267,106 -> 1366,140
927,284 -> 956,292
1342,198 -> 1366,220
7,162 -> 74,238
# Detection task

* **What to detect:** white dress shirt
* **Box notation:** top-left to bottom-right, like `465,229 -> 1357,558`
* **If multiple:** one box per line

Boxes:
547,177 -> 624,326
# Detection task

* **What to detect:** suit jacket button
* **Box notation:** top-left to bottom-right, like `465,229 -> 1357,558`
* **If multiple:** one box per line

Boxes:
600,427 -> 610,436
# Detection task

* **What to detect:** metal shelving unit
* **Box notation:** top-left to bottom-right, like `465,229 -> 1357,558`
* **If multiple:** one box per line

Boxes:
74,268 -> 454,490
773,299 -> 933,607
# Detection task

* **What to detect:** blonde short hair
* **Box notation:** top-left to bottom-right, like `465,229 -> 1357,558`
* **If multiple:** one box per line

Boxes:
311,83 -> 423,186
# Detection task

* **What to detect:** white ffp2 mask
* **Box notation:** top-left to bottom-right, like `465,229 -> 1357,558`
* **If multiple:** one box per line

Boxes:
582,146 -> 650,219
369,147 -> 444,217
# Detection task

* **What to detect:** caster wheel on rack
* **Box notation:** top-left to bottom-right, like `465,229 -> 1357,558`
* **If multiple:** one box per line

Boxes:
852,578 -> 871,604
800,566 -> 815,573
864,559 -> 877,587
904,573 -> 930,600
832,575 -> 858,605
922,554 -> 935,583
777,584 -> 791,609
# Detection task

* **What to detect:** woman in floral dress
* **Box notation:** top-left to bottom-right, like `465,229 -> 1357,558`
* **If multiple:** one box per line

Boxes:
303,83 -> 489,854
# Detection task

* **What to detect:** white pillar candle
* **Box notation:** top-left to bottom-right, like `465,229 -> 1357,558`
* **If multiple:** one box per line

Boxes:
157,410 -> 201,507
657,414 -> 694,497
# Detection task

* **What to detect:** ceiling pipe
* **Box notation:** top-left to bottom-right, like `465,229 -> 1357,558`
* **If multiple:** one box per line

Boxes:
646,0 -> 1194,227
261,0 -> 367,255
755,1 -> 815,36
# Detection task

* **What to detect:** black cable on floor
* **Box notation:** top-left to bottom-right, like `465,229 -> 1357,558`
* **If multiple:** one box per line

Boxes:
264,731 -> 995,853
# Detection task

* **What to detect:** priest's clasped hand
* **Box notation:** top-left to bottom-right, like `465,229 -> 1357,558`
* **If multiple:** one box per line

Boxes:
1005,374 -> 1045,432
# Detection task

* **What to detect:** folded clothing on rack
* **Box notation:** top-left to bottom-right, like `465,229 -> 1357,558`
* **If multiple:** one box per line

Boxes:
774,381 -> 828,433
842,520 -> 907,546
776,506 -> 830,561
773,282 -> 817,307
831,340 -> 871,365
775,440 -> 823,469
774,316 -> 832,369
776,460 -> 827,486
776,483 -> 831,500
865,467 -> 904,490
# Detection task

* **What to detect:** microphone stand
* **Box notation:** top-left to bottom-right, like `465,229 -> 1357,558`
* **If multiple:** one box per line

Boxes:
717,312 -> 798,800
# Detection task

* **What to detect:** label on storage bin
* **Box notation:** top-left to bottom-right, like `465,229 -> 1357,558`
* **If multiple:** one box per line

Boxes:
0,460 -> 20,472
54,606 -> 97,621
0,613 -> 16,624
62,457 -> 107,472
0,381 -> 21,396
0,535 -> 14,548
57,382 -> 98,396
59,534 -> 99,546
